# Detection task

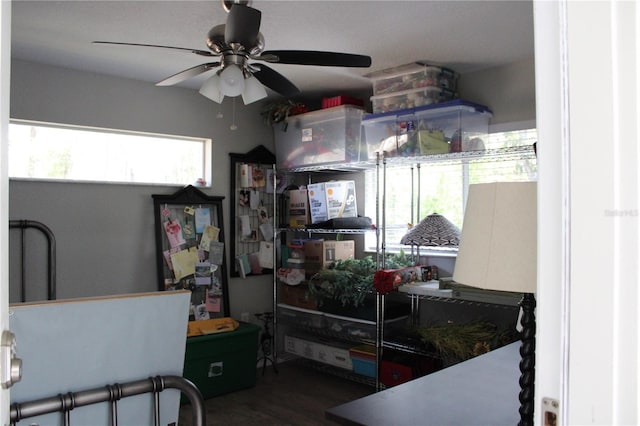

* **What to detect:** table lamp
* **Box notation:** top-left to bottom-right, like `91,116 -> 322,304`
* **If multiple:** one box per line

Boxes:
452,181 -> 537,426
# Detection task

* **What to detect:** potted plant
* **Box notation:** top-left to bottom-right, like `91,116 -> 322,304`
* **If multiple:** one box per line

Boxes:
307,251 -> 416,319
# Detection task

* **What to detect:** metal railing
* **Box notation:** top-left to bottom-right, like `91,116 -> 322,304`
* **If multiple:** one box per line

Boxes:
10,375 -> 206,426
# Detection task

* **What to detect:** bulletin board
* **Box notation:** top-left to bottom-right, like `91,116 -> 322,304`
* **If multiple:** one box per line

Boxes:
152,185 -> 229,318
229,146 -> 287,278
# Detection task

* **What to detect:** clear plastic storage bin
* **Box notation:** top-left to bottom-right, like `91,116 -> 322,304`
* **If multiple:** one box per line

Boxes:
363,100 -> 493,158
370,86 -> 457,114
274,105 -> 366,170
367,62 -> 459,96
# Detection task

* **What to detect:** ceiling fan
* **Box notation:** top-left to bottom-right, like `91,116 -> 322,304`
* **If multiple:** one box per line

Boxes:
94,0 -> 372,104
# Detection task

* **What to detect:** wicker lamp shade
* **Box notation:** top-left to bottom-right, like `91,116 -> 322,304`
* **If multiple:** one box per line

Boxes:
400,213 -> 460,247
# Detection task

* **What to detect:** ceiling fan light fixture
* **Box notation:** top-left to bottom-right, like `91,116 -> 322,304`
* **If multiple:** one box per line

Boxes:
242,74 -> 268,104
199,73 -> 224,103
219,64 -> 245,97
96,1 -> 372,103
221,0 -> 252,13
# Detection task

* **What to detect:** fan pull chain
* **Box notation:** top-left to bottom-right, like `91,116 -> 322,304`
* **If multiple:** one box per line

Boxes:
230,98 -> 238,130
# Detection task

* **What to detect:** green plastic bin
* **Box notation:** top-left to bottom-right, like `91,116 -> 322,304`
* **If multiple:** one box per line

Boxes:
183,322 -> 260,399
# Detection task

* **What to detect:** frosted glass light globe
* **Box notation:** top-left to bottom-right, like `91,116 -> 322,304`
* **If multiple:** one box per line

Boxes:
220,64 -> 245,97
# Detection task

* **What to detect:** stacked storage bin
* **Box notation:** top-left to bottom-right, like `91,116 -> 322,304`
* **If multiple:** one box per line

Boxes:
273,105 -> 366,170
367,62 -> 459,114
362,100 -> 493,158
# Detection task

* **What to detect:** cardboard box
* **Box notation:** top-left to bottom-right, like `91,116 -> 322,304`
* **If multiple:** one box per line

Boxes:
307,182 -> 328,224
288,188 -> 310,228
284,334 -> 353,370
306,180 -> 358,224
325,180 -> 357,219
278,283 -> 318,310
303,240 -> 355,276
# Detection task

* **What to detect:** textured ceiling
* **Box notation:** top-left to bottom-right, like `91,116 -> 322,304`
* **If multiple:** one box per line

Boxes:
11,0 -> 535,100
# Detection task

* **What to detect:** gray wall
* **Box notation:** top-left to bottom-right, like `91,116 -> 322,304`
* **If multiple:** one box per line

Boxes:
8,57 -> 536,318
10,59 -> 276,318
459,58 -> 536,127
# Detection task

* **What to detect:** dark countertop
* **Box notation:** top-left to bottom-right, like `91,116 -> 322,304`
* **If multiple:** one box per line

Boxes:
326,342 -> 521,426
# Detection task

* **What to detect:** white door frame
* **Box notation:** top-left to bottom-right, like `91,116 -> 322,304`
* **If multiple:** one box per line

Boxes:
2,1 -> 638,424
534,0 -> 639,424
0,0 -> 11,420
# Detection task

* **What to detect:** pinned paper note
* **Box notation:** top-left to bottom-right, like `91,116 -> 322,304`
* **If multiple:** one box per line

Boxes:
206,294 -> 221,313
257,206 -> 269,224
209,241 -> 224,265
239,164 -> 251,188
259,222 -> 273,241
194,303 -> 210,320
164,219 -> 186,248
248,253 -> 262,274
195,208 -> 211,233
252,165 -> 266,188
250,189 -> 261,210
170,247 -> 199,280
195,262 -> 212,286
199,225 -> 220,251
239,215 -> 251,238
236,254 -> 250,278
265,169 -> 276,194
182,215 -> 196,240
258,241 -> 274,269
162,247 -> 181,271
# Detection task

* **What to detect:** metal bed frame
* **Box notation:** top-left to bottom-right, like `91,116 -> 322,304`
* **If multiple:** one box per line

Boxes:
8,223 -> 206,425
9,219 -> 57,301
10,375 -> 206,426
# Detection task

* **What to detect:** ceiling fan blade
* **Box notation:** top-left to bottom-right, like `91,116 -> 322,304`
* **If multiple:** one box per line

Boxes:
92,41 -> 215,57
252,64 -> 300,98
260,50 -> 372,67
156,62 -> 220,86
224,4 -> 261,46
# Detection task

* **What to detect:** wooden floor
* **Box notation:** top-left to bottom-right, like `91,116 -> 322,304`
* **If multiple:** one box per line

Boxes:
179,361 -> 373,426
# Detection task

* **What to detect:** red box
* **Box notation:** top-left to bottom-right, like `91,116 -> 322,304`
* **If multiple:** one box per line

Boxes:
322,95 -> 364,109
381,361 -> 413,387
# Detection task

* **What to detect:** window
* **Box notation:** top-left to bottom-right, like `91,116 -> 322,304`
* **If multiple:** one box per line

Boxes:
8,120 -> 211,185
364,128 -> 538,253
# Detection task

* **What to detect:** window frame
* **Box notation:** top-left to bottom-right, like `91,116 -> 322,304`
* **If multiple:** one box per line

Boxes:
8,119 -> 212,186
364,123 -> 538,256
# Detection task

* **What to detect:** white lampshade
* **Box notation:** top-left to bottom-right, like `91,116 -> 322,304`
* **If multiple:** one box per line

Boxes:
219,64 -> 245,97
199,74 -> 224,103
453,182 -> 537,293
241,74 -> 268,104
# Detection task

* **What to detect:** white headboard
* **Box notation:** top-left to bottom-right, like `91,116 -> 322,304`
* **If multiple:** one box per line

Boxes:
9,290 -> 190,426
